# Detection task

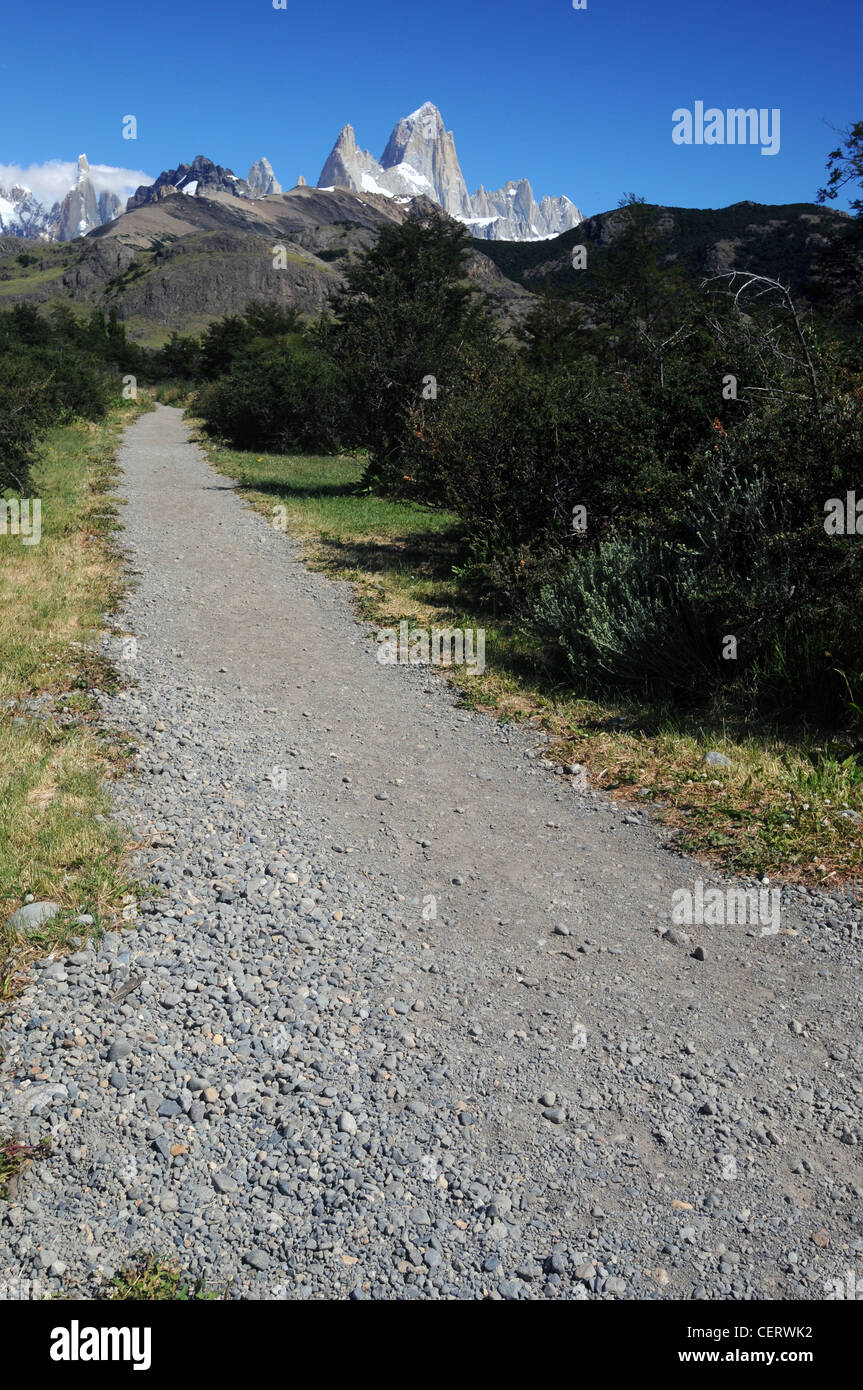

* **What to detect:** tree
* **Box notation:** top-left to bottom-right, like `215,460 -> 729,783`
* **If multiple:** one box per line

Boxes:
515,288 -> 589,370
817,121 -> 863,215
326,209 -> 496,490
156,332 -> 202,380
590,195 -> 698,379
199,315 -> 254,379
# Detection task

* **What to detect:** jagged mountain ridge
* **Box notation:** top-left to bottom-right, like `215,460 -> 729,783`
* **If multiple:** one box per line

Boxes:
0,184 -> 51,239
2,104 -> 580,245
0,155 -> 122,242
317,101 -> 582,241
0,152 -> 289,242
127,154 -> 254,209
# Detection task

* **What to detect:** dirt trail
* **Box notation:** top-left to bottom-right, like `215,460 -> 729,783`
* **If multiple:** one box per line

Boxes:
2,404 -> 860,1301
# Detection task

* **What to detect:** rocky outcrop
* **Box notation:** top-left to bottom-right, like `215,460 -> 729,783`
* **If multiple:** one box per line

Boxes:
98,188 -> 123,224
48,156 -> 100,240
126,155 -> 253,210
466,179 -> 581,241
318,125 -> 384,195
317,102 -> 582,241
247,157 -> 282,197
0,184 -> 52,239
379,102 -> 472,216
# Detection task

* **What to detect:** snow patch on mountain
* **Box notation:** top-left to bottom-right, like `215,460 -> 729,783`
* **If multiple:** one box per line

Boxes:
0,155 -> 143,241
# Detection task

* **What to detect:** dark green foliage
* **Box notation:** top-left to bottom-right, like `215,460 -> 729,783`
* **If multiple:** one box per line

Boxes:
199,314 -> 255,380
0,354 -> 47,491
0,305 -> 122,492
155,332 -> 202,380
195,341 -> 347,453
806,216 -> 863,329
398,346 -> 669,606
194,302 -> 307,382
531,392 -> 863,727
325,209 -> 497,489
478,200 -> 851,300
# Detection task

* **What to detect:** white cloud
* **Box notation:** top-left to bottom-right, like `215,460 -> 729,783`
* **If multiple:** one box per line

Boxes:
0,158 -> 154,208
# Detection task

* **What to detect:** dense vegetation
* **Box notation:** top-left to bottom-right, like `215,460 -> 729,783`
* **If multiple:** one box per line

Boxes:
185,176 -> 862,736
5,129 -> 860,740
0,303 -> 142,492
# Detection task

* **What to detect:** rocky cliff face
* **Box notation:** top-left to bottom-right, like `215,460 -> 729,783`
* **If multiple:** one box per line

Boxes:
379,103 -> 473,217
126,155 -> 253,210
318,125 -> 388,195
0,184 -> 52,239
467,179 -> 581,241
317,102 -> 582,241
247,157 -> 282,197
51,155 -> 101,240
0,155 -> 122,242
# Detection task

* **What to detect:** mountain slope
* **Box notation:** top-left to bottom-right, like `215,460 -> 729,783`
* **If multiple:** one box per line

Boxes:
0,184 -> 532,342
2,190 -> 852,346
476,199 -> 853,299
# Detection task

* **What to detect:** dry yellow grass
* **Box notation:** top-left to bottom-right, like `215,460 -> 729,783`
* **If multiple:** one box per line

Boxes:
0,405 -> 147,998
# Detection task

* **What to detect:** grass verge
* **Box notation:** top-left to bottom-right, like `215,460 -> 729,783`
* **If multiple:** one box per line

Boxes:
0,401 -> 149,1003
200,436 -> 862,894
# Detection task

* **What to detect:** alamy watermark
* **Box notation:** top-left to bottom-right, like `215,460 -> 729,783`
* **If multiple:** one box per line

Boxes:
672,103 -> 781,157
824,491 -> 863,535
1,497 -> 41,545
824,1268 -> 863,1300
376,621 -> 485,675
671,880 -> 780,935
50,1321 -> 151,1370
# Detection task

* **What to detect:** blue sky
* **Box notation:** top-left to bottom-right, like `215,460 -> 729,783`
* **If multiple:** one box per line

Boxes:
1,0 -> 860,215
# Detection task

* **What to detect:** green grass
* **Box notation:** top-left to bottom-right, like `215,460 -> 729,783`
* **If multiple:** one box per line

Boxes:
0,264 -> 68,298
0,402 -> 148,1000
202,434 -> 862,895
102,1256 -> 224,1301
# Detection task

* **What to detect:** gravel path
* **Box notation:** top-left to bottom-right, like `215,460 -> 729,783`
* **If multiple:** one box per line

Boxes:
2,404 -> 861,1301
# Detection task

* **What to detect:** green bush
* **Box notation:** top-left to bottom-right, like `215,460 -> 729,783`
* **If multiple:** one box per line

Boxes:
0,308 -> 119,492
531,387 -> 863,727
398,348 -> 673,606
195,341 -> 347,454
0,355 -> 46,492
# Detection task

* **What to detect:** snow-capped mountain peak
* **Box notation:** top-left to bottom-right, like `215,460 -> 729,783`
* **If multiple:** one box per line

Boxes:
0,154 -> 123,242
317,102 -> 582,241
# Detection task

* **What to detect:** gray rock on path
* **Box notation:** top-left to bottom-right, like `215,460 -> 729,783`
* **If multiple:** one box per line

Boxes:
7,900 -> 60,933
